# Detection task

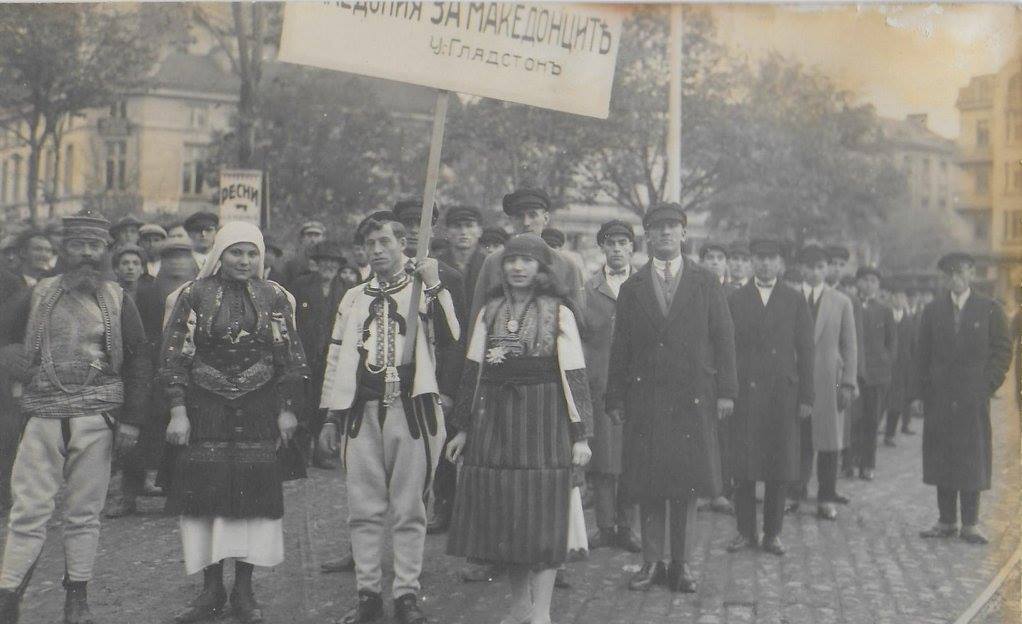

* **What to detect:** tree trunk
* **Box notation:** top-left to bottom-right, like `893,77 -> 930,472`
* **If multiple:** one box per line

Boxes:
26,127 -> 41,225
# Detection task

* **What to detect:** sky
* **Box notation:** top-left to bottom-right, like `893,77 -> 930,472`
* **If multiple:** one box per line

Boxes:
707,3 -> 1022,139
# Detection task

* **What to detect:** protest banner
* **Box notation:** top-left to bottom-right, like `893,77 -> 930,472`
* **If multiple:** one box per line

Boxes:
218,169 -> 264,228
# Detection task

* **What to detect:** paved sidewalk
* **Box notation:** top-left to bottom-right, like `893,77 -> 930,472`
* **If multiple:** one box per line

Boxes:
7,394 -> 1020,623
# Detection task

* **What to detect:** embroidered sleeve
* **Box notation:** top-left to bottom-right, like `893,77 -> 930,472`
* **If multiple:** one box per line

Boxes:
271,285 -> 311,409
158,283 -> 197,408
556,305 -> 593,441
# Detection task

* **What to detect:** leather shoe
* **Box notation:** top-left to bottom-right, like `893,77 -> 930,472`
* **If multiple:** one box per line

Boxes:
761,535 -> 786,556
830,492 -> 851,505
554,568 -> 571,589
615,527 -> 642,553
627,561 -> 666,591
393,593 -> 427,624
859,469 -> 875,481
726,534 -> 758,553
320,552 -> 355,573
588,528 -> 616,549
901,427 -> 916,435
0,588 -> 19,624
230,587 -> 263,623
665,561 -> 697,593
785,500 -> 800,514
63,582 -> 94,624
920,523 -> 958,539
174,587 -> 227,623
817,503 -> 837,520
342,591 -> 384,624
961,525 -> 989,545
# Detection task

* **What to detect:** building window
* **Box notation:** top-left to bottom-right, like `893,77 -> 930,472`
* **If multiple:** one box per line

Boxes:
188,104 -> 209,129
109,100 -> 127,119
976,119 -> 990,147
63,144 -> 74,195
1005,210 -> 1022,242
181,144 -> 208,196
975,213 -> 990,241
976,166 -> 990,194
105,140 -> 126,191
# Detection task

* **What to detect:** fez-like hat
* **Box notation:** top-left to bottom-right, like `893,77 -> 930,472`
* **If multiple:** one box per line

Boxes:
109,215 -> 144,237
540,227 -> 566,249
299,220 -> 326,236
749,238 -> 782,257
825,245 -> 850,261
699,241 -> 729,260
642,202 -> 687,229
138,223 -> 167,240
444,205 -> 482,226
596,220 -> 635,246
111,243 -> 145,266
856,266 -> 882,280
797,244 -> 828,266
502,188 -> 552,216
310,240 -> 346,262
63,211 -> 111,244
502,233 -> 553,268
937,252 -> 975,274
480,227 -> 510,247
183,210 -> 219,233
393,199 -> 439,226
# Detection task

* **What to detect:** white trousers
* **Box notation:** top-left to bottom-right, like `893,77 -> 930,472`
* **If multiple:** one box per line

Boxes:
0,415 -> 113,588
343,399 -> 444,598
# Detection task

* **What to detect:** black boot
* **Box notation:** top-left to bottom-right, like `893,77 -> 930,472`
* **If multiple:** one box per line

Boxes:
0,588 -> 20,624
230,562 -> 263,623
342,590 -> 384,624
393,593 -> 427,624
63,581 -> 93,624
175,563 -> 226,623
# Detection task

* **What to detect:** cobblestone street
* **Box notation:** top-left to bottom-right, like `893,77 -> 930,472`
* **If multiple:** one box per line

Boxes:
8,393 -> 1020,624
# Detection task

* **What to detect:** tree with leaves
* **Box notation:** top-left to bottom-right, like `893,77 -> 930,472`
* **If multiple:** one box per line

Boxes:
0,3 -> 169,224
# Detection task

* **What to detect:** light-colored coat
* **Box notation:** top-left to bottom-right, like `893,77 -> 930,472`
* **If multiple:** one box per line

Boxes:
809,286 -> 858,452
581,270 -> 623,475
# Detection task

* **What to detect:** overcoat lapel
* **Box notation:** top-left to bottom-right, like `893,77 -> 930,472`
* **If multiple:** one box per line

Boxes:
635,263 -> 665,329
595,272 -> 616,302
814,288 -> 834,344
666,257 -> 698,325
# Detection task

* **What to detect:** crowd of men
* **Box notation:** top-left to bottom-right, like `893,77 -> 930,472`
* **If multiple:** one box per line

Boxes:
0,189 -> 1015,623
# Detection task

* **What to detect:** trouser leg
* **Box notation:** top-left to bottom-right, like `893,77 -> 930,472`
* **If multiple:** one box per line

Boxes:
668,497 -> 696,563
639,499 -> 666,563
762,481 -> 785,538
62,415 -> 114,582
0,407 -> 23,511
816,451 -> 838,501
615,478 -> 634,529
718,423 -> 733,497
960,491 -> 980,526
593,473 -> 617,530
857,386 -> 883,470
384,399 -> 444,599
0,418 -> 65,589
733,480 -> 757,540
937,487 -> 958,525
795,418 -> 813,497
884,407 -> 901,439
343,402 -> 390,596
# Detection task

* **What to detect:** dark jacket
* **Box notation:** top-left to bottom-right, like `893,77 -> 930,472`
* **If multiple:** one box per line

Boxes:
436,247 -> 486,307
291,272 -> 348,381
912,292 -> 1010,491
606,259 -> 737,500
858,297 -> 897,387
887,310 -> 917,411
727,281 -> 814,482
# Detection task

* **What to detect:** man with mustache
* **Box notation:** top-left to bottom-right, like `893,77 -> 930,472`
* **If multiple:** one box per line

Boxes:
0,211 -> 152,624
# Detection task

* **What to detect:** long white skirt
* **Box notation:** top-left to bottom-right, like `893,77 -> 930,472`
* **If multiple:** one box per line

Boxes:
180,516 -> 284,575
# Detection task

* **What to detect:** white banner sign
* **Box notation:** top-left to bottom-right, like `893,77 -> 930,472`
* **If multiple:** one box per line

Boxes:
218,169 -> 263,227
278,2 -> 623,119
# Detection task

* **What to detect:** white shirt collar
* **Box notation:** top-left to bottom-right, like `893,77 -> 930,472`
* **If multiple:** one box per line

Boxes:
804,282 -> 825,301
951,288 -> 971,310
192,250 -> 208,269
756,278 -> 776,305
651,255 -> 683,277
603,264 -> 630,298
893,308 -> 904,322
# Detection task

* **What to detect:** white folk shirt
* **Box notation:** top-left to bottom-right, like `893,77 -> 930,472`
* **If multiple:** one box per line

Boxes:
603,265 -> 631,299
756,278 -> 777,306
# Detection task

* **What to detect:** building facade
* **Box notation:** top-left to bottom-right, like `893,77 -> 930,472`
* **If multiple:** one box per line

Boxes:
956,56 -> 1022,296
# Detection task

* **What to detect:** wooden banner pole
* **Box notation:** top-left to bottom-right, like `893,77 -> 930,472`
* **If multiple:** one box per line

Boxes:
402,89 -> 450,365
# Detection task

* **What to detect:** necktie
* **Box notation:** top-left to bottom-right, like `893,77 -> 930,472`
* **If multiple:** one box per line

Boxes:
661,262 -> 675,307
953,302 -> 961,333
662,261 -> 673,282
609,268 -> 627,277
808,290 -> 816,309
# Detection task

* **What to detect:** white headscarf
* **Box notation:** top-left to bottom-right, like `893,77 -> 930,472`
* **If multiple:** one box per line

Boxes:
196,220 -> 265,280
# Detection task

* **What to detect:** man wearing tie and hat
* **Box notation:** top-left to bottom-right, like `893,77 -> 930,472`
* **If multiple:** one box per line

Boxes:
436,205 -> 486,298
726,238 -> 813,556
138,223 -> 167,277
912,252 -> 1010,544
582,220 -> 641,553
183,210 -> 219,271
281,220 -> 327,289
852,265 -> 896,482
606,203 -> 737,591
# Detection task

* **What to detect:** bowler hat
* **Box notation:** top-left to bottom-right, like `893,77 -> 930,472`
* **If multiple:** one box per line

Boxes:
937,252 -> 975,274
642,202 -> 687,229
596,220 -> 635,246
502,188 -> 552,216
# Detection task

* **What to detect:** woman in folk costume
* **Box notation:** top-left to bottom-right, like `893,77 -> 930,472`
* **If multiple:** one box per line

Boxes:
158,221 -> 309,624
446,233 -> 593,624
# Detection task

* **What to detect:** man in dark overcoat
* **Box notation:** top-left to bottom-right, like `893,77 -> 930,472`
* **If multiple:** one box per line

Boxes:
883,284 -> 917,445
606,203 -> 737,593
852,266 -> 896,481
912,253 -> 1010,544
583,220 -> 640,553
726,239 -> 814,556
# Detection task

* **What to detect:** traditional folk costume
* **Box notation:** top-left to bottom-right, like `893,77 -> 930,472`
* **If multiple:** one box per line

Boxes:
0,212 -> 152,620
319,267 -> 459,600
159,223 -> 309,576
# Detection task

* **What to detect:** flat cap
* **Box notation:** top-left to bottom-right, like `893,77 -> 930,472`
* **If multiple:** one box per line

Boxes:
855,266 -> 882,280
540,227 -> 566,249
310,240 -> 346,262
937,252 -> 975,274
699,241 -> 729,260
158,239 -> 194,257
797,244 -> 828,265
502,233 -> 552,268
502,188 -> 551,216
444,205 -> 482,226
183,210 -> 219,232
596,219 -> 635,246
480,227 -> 509,246
299,220 -> 326,235
138,223 -> 167,240
109,215 -> 144,236
63,210 -> 111,244
642,202 -> 687,229
111,243 -> 145,266
749,238 -> 782,257
825,245 -> 850,261
393,199 -> 439,226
